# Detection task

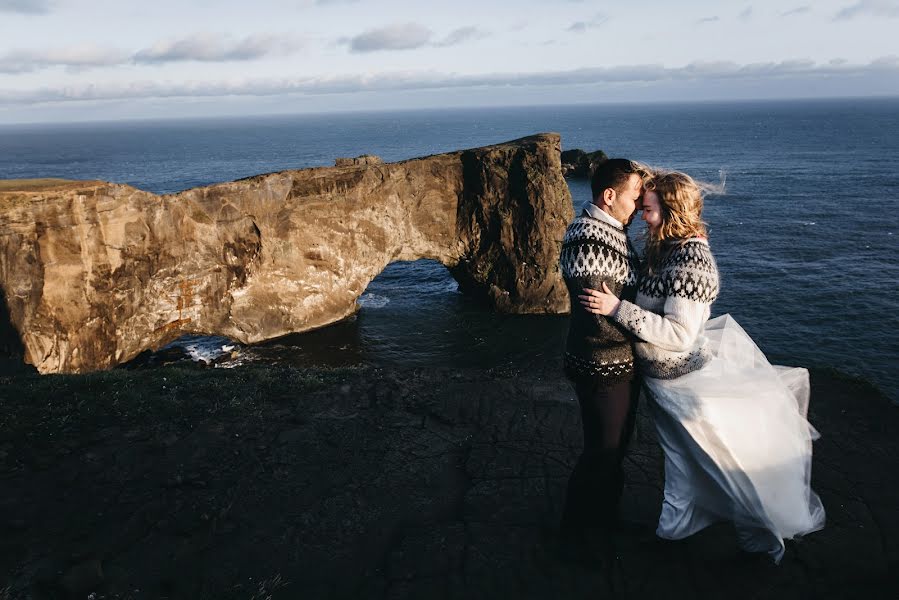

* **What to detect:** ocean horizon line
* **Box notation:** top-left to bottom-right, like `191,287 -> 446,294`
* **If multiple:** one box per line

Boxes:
2,94 -> 898,130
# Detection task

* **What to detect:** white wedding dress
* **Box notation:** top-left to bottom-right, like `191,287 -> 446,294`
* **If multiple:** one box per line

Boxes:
642,314 -> 826,562
611,238 -> 825,562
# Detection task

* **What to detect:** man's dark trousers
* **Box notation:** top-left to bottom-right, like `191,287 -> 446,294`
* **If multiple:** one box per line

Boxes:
560,374 -> 641,537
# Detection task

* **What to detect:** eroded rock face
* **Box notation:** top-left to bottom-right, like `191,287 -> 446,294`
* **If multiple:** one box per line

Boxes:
334,155 -> 384,167
0,134 -> 573,374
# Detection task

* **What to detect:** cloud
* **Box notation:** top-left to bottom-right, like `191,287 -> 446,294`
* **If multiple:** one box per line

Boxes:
738,7 -> 753,21
567,14 -> 609,33
0,34 -> 302,73
433,27 -> 488,47
696,16 -> 720,24
348,23 -> 433,53
834,0 -> 899,19
781,6 -> 811,16
869,54 -> 899,66
3,58 -> 897,105
344,23 -> 486,52
133,33 -> 300,64
0,0 -> 50,14
0,45 -> 129,74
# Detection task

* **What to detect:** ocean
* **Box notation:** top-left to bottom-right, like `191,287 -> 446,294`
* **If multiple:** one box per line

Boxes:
1,98 -> 897,400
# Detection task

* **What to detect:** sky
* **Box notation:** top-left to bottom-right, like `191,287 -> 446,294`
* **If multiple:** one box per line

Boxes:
0,0 -> 897,123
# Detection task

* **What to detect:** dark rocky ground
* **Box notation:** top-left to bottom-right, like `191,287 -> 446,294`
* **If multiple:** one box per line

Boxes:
0,364 -> 896,599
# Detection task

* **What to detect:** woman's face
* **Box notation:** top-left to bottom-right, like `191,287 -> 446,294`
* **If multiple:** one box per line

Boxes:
642,190 -> 663,233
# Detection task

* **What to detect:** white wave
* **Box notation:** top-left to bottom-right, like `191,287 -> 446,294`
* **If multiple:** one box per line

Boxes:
179,339 -> 243,365
358,293 -> 390,309
214,349 -> 257,369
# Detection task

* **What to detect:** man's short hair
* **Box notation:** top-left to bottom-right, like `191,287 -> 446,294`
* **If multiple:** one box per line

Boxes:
590,158 -> 647,201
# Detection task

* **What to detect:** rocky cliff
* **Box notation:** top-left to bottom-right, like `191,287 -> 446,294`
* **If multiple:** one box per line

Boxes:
0,134 -> 573,374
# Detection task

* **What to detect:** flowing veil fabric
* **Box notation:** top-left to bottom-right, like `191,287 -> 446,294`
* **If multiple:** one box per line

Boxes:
643,314 -> 826,563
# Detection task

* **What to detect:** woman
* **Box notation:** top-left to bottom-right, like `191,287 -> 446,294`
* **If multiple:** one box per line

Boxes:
579,171 -> 825,563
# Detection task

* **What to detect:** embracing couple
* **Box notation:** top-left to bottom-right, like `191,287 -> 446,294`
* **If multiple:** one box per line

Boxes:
559,159 -> 825,564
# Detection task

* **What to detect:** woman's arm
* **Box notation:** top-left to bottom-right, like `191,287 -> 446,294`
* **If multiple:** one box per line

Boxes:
579,287 -> 707,352
579,242 -> 719,352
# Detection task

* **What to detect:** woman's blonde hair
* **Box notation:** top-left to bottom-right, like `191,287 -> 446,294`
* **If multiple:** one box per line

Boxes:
644,170 -> 713,271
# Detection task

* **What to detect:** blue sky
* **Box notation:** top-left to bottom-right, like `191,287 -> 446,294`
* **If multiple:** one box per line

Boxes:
0,0 -> 897,123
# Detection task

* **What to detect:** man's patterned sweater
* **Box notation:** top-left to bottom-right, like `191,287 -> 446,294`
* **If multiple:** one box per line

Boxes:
613,238 -> 720,380
560,208 -> 640,384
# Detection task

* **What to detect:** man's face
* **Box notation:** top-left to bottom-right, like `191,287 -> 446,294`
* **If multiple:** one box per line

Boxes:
611,173 -> 643,224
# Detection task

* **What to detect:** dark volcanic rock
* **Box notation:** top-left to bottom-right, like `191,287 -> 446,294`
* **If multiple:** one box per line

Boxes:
561,148 -> 609,178
59,559 -> 104,596
0,366 -> 895,599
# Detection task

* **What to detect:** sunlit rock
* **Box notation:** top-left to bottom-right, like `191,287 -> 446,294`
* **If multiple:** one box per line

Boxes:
0,134 -> 573,373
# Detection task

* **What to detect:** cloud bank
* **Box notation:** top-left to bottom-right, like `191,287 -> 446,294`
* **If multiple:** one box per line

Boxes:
3,58 -> 896,105
0,34 -> 302,73
346,22 -> 486,52
0,45 -> 129,74
133,33 -> 300,64
348,23 -> 433,52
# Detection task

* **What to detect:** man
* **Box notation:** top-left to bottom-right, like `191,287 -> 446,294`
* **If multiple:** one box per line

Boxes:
558,158 -> 646,552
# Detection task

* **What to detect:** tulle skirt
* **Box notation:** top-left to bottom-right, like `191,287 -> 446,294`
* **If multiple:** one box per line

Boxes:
643,314 -> 826,563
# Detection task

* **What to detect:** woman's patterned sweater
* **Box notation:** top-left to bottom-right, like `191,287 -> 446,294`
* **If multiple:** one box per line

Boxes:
613,238 -> 720,380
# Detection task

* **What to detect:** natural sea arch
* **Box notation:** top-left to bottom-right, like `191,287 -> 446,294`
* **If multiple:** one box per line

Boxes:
0,134 -> 573,374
